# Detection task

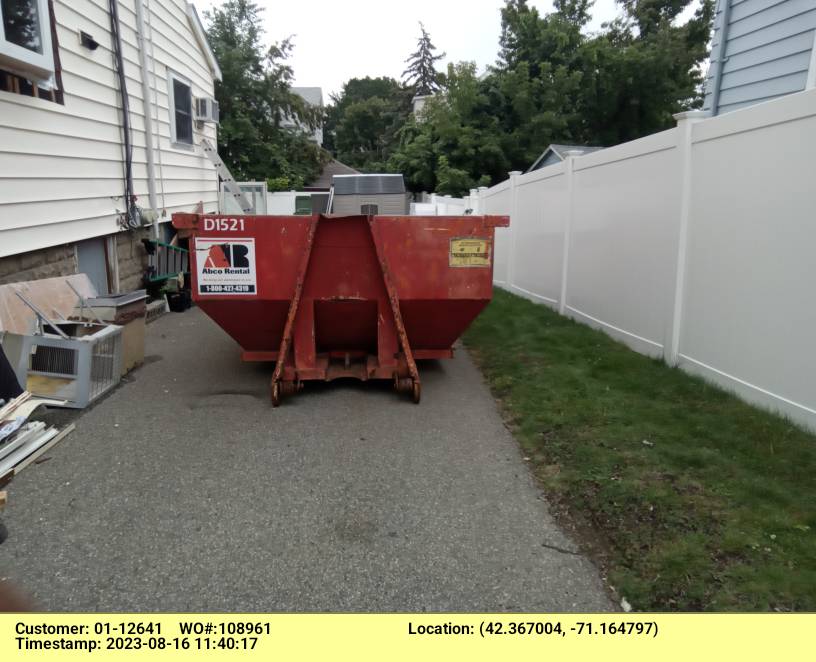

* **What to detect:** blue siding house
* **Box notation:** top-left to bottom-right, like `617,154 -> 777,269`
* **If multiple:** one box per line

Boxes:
703,0 -> 816,115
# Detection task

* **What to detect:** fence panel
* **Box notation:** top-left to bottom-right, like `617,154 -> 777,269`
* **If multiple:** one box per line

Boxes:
483,185 -> 511,285
679,92 -> 816,427
511,167 -> 567,306
474,88 -> 816,431
567,130 -> 681,356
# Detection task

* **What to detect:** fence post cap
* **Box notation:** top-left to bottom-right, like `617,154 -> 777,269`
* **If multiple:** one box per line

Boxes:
508,170 -> 522,177
673,110 -> 709,123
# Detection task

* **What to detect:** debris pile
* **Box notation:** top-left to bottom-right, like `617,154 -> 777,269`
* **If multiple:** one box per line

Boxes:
0,392 -> 74,487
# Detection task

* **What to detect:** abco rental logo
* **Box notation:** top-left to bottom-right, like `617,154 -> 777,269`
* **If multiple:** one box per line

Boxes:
195,237 -> 257,295
203,243 -> 250,273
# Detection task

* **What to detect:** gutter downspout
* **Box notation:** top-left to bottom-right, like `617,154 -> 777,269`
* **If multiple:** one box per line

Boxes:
708,0 -> 731,116
134,0 -> 160,240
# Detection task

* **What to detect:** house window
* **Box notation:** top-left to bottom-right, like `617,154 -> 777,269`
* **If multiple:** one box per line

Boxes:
168,71 -> 193,146
0,0 -> 53,78
0,0 -> 63,102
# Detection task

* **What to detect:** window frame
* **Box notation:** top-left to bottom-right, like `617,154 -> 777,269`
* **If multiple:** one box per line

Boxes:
166,69 -> 194,149
0,0 -> 55,82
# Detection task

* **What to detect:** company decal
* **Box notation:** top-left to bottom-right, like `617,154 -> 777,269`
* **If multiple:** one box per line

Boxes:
195,237 -> 257,295
449,237 -> 491,267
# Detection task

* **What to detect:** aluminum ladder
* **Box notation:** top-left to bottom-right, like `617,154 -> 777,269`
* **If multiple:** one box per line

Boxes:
200,139 -> 253,214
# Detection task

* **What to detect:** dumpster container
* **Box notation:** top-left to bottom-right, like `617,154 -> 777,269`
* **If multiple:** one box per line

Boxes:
172,213 -> 509,405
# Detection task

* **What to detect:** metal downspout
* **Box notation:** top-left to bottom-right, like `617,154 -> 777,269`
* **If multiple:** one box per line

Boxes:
709,0 -> 731,116
134,0 -> 160,240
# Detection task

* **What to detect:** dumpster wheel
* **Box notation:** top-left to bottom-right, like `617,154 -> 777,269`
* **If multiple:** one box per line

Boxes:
272,380 -> 299,406
412,379 -> 421,404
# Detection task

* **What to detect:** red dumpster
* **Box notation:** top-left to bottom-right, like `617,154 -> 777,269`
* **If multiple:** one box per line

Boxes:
172,213 -> 509,405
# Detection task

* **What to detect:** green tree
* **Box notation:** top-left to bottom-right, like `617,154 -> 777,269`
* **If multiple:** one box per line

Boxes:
574,0 -> 715,145
353,0 -> 715,194
204,0 -> 325,186
323,77 -> 410,170
334,97 -> 394,171
389,63 -> 503,195
402,23 -> 446,96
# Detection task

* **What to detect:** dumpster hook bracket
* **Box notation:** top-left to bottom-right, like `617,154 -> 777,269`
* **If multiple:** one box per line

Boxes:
270,214 -> 421,405
270,215 -> 319,405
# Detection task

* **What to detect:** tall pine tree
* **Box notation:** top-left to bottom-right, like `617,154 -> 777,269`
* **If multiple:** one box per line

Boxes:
402,23 -> 445,96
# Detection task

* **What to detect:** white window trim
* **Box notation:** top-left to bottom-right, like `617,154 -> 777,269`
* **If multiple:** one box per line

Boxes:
806,31 -> 816,90
0,0 -> 55,82
166,69 -> 194,150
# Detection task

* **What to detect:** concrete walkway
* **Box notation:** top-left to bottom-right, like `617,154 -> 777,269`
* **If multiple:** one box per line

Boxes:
0,308 -> 613,612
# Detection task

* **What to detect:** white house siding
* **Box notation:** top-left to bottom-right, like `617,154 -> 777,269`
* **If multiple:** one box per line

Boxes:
703,0 -> 816,115
0,0 -> 219,260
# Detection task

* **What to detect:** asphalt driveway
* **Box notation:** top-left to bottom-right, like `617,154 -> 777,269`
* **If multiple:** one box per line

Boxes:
0,307 -> 613,611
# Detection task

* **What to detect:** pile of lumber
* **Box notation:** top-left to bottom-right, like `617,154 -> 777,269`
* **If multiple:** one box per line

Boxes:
0,392 -> 74,489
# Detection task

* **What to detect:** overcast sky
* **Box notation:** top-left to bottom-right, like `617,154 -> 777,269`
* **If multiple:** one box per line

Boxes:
198,1 -> 700,99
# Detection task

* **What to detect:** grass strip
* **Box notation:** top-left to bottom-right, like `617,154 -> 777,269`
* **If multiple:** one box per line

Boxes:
464,288 -> 816,611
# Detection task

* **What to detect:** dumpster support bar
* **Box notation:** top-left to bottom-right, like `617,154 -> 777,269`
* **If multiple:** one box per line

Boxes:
270,215 -> 421,406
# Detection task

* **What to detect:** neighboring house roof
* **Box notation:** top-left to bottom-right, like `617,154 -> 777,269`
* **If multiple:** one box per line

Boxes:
527,144 -> 604,172
332,174 -> 406,195
187,3 -> 222,82
703,0 -> 816,116
305,159 -> 360,190
292,87 -> 324,107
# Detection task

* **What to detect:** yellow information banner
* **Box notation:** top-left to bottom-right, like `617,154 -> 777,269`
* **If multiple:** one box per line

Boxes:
449,237 -> 491,267
0,614 -> 812,661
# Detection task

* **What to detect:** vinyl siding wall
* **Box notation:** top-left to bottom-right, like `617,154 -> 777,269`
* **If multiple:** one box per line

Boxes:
703,0 -> 816,115
0,0 -> 219,258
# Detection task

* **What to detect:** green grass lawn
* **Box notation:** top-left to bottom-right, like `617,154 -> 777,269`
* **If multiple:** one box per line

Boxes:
463,288 -> 816,611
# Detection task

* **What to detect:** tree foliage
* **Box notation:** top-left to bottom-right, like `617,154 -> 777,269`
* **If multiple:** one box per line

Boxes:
204,0 -> 326,189
324,0 -> 714,196
323,77 -> 410,171
387,0 -> 714,195
402,23 -> 446,96
389,63 -> 500,195
575,0 -> 715,145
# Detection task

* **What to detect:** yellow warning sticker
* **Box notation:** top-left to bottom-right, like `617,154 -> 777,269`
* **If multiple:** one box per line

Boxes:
450,237 -> 491,267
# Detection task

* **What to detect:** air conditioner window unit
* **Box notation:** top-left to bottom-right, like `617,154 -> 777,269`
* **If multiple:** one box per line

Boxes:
195,97 -> 220,124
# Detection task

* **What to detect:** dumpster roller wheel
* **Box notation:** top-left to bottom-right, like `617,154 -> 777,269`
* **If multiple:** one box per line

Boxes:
271,380 -> 299,407
395,376 -> 421,404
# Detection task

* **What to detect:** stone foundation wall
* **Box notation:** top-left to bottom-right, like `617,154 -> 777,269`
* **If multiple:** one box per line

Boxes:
0,244 -> 77,286
0,229 -> 149,292
116,229 -> 150,292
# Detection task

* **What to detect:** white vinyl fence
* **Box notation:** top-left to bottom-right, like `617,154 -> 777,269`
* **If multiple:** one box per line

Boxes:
221,185 -> 316,215
471,88 -> 816,432
410,193 -> 474,215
